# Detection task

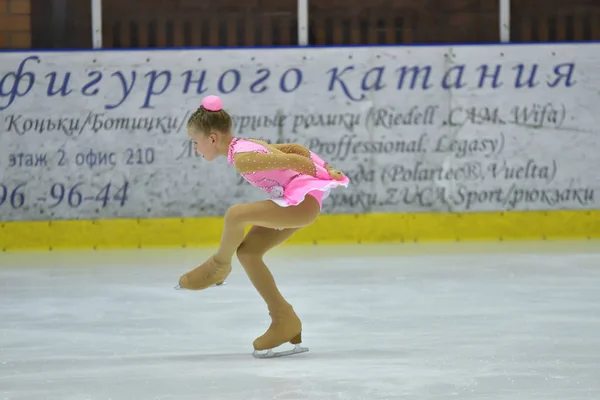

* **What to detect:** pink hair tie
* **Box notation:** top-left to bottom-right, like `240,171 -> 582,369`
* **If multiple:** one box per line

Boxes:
202,95 -> 223,111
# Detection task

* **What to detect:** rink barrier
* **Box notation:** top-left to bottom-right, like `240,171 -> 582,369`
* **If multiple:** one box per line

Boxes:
1,209 -> 599,251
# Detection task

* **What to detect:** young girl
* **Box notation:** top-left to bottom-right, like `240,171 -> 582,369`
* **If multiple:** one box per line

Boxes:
176,95 -> 350,358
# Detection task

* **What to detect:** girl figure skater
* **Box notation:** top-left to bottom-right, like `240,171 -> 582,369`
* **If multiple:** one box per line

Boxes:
176,95 -> 350,358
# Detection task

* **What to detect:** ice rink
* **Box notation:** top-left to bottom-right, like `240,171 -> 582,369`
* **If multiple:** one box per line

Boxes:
1,241 -> 600,400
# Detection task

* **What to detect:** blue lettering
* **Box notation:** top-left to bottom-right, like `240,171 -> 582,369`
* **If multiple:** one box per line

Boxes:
143,70 -> 172,109
279,68 -> 302,93
181,70 -> 208,94
513,64 -> 540,88
327,66 -> 365,102
547,63 -> 576,88
361,66 -> 386,92
251,68 -> 270,93
397,66 -> 432,90
82,71 -> 102,96
0,55 -> 582,113
0,56 -> 39,111
106,71 -> 136,110
218,69 -> 241,94
43,181 -> 129,209
477,64 -> 503,88
46,72 -> 73,97
0,183 -> 26,209
442,65 -> 467,89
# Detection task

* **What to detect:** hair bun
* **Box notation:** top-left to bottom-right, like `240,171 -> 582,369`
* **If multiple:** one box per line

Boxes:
202,95 -> 223,111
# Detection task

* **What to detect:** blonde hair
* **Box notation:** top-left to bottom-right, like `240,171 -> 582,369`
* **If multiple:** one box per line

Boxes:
187,105 -> 232,135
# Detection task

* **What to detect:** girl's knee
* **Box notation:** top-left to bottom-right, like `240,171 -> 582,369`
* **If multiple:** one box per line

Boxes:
236,241 -> 264,264
224,204 -> 245,225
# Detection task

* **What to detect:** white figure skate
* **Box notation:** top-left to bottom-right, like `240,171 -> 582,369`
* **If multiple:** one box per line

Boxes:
252,342 -> 309,359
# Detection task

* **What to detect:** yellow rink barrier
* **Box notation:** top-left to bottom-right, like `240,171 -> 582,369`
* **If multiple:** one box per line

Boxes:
1,210 -> 599,251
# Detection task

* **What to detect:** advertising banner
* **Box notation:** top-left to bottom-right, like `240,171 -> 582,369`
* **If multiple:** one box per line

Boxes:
0,44 -> 598,221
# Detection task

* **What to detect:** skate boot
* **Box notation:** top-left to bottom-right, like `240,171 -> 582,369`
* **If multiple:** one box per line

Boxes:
175,256 -> 232,290
252,304 -> 309,358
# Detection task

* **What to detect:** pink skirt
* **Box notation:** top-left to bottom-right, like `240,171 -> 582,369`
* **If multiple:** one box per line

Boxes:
268,174 -> 350,210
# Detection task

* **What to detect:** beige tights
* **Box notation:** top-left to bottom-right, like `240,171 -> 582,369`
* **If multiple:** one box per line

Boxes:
236,226 -> 303,350
179,197 -> 320,350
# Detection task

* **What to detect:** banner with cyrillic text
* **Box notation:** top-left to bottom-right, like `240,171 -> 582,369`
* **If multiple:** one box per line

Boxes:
0,44 -> 598,221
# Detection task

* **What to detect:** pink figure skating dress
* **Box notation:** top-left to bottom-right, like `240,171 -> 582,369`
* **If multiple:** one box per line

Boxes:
227,137 -> 350,209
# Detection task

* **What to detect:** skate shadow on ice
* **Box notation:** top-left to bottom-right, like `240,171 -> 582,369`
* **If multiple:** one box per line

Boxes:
147,347 -> 410,363
85,346 -> 410,367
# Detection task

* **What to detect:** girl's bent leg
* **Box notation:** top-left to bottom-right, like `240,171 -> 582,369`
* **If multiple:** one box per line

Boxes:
214,195 -> 320,264
236,226 -> 304,351
177,196 -> 319,291
236,226 -> 300,309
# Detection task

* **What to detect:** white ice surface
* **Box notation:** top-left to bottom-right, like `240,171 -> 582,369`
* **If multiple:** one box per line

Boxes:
1,241 -> 600,400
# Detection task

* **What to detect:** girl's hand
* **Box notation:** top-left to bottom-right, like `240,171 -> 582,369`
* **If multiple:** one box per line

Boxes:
326,165 -> 345,181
